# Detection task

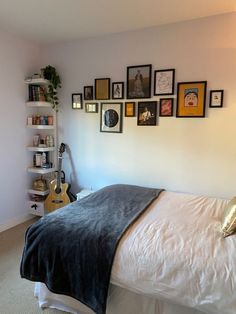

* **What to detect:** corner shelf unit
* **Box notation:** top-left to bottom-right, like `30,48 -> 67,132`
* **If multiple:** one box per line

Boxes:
25,78 -> 57,216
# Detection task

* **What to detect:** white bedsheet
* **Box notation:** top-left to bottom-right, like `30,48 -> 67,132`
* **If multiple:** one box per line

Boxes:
35,191 -> 236,314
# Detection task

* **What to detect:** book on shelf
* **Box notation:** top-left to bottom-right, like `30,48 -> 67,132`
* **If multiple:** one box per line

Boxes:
28,85 -> 47,101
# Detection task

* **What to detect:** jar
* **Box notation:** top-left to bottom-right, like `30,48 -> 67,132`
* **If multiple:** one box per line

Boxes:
48,116 -> 53,125
36,115 -> 40,125
27,115 -> 32,125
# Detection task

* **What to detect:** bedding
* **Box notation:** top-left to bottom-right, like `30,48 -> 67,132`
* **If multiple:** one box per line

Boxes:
22,187 -> 236,314
20,184 -> 163,314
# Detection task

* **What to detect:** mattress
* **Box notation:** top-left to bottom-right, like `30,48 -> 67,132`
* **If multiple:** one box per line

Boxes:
34,191 -> 236,314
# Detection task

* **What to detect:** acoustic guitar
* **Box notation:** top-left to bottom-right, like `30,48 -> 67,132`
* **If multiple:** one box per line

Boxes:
45,143 -> 71,212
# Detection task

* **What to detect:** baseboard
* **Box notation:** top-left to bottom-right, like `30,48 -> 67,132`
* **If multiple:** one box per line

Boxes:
0,214 -> 33,233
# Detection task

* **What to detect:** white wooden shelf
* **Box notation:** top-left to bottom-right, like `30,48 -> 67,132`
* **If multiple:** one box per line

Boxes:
28,189 -> 49,196
24,78 -> 50,85
26,101 -> 52,107
27,146 -> 55,152
26,125 -> 55,129
27,167 -> 56,174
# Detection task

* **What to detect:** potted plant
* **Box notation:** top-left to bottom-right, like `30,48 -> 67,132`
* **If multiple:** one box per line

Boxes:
41,65 -> 62,111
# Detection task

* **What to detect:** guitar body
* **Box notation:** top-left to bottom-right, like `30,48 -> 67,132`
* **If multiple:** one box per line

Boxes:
44,143 -> 71,213
45,179 -> 71,212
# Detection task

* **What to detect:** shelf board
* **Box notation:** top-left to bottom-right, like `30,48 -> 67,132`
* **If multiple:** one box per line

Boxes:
28,167 -> 56,174
26,125 -> 55,129
28,189 -> 49,196
27,146 -> 55,152
26,101 -> 52,107
24,78 -> 50,85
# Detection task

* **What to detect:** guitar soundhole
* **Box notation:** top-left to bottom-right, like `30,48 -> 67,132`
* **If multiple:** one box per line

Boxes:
55,187 -> 61,194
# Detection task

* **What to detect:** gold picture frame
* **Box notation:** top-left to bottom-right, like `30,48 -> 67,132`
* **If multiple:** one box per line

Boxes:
95,78 -> 110,100
125,102 -> 135,117
176,81 -> 207,118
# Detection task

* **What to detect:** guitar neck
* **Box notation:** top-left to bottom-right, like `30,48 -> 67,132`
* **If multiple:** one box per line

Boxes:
56,156 -> 63,189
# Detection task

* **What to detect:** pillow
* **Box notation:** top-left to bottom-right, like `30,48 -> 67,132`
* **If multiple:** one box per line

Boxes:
221,197 -> 236,237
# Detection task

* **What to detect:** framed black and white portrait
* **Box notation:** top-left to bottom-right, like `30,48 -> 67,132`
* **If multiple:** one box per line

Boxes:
127,64 -> 152,99
112,82 -> 124,99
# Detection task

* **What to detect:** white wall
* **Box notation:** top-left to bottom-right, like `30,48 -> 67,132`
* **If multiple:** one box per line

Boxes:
41,12 -> 236,199
0,30 -> 41,231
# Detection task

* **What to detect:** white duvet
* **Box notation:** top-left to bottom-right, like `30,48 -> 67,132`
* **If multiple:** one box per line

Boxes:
35,191 -> 236,314
112,191 -> 235,314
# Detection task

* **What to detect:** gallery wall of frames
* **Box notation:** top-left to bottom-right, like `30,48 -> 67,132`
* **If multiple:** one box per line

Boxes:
71,64 -> 224,134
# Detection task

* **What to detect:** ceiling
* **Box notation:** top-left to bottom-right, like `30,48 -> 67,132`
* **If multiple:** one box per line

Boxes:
0,0 -> 235,44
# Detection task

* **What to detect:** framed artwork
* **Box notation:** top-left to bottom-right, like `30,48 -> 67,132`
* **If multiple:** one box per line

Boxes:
176,81 -> 207,118
137,101 -> 157,126
85,102 -> 98,113
159,98 -> 174,117
125,102 -> 135,117
127,64 -> 152,99
112,82 -> 124,99
209,90 -> 224,108
84,86 -> 93,100
95,78 -> 110,100
72,93 -> 83,109
100,102 -> 122,133
154,69 -> 175,95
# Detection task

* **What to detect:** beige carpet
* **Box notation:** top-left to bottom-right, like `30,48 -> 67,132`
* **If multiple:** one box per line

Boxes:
0,218 -> 68,314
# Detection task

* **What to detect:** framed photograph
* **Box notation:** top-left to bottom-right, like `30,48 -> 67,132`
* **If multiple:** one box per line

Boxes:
95,78 -> 110,100
127,64 -> 152,99
154,69 -> 175,95
85,102 -> 98,113
125,102 -> 135,117
72,93 -> 83,109
159,98 -> 174,117
209,90 -> 224,108
112,82 -> 124,99
100,102 -> 122,133
176,81 -> 207,118
84,86 -> 93,100
137,101 -> 157,126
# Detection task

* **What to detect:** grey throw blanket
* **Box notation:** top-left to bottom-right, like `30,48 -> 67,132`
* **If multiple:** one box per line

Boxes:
20,184 -> 163,314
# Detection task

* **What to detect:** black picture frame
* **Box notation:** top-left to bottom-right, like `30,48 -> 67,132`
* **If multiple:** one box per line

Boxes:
154,69 -> 175,96
176,81 -> 207,118
85,102 -> 98,113
125,102 -> 136,117
84,86 -> 93,100
72,93 -> 83,109
112,82 -> 124,99
137,101 -> 157,126
95,78 -> 110,100
159,98 -> 174,117
127,64 -> 152,99
209,90 -> 224,108
100,102 -> 122,133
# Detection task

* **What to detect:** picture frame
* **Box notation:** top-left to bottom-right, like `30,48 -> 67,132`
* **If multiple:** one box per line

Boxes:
154,69 -> 175,95
127,64 -> 152,99
125,102 -> 136,117
100,102 -> 122,133
72,93 -> 83,109
137,101 -> 157,126
159,98 -> 174,117
85,102 -> 98,113
112,82 -> 124,99
95,78 -> 110,100
176,81 -> 207,118
209,90 -> 224,108
84,86 -> 93,100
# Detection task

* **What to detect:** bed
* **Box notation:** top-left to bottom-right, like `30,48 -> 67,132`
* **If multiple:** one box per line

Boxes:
21,184 -> 236,314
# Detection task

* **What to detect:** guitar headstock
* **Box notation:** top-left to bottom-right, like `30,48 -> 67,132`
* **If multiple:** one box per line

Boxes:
59,143 -> 66,157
